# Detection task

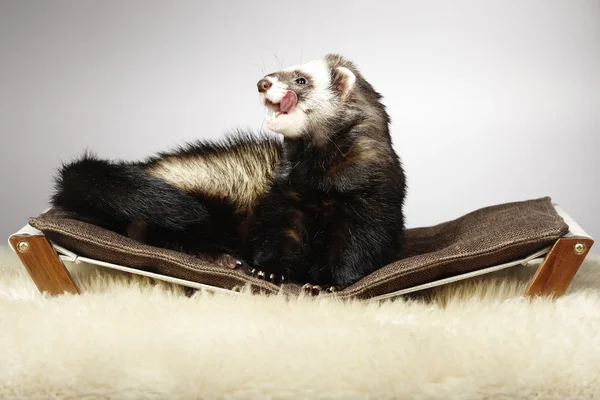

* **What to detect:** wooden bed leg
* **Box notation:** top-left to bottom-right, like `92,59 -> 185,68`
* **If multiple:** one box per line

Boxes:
9,234 -> 79,296
525,237 -> 594,298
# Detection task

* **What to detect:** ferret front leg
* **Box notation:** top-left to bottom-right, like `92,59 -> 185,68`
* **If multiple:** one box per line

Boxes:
305,203 -> 396,293
248,188 -> 311,284
249,220 -> 311,284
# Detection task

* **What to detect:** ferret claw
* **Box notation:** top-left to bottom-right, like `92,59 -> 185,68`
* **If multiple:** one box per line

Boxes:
302,284 -> 322,296
212,254 -> 244,270
248,268 -> 285,284
302,284 -> 337,296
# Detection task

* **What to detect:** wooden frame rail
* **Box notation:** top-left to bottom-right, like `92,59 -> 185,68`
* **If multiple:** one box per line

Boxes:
9,234 -> 79,295
8,233 -> 594,299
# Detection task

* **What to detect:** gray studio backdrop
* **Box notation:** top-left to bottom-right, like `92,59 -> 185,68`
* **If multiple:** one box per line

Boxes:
1,1 -> 598,241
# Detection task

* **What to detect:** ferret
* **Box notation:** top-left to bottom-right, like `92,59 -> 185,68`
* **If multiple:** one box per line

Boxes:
51,53 -> 406,292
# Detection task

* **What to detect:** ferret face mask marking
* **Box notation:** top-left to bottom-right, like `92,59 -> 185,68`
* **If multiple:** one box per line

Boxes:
257,56 -> 357,138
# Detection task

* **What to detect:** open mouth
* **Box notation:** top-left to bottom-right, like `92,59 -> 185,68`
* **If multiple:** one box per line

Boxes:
265,90 -> 297,118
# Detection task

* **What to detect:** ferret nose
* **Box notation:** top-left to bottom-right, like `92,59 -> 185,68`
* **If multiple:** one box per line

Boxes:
257,79 -> 272,93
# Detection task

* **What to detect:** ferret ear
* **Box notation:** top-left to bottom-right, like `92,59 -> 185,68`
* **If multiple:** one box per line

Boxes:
332,66 -> 356,101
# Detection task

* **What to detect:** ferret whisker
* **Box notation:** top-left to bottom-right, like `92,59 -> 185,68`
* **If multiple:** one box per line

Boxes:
327,136 -> 346,158
259,114 -> 267,134
261,53 -> 266,76
273,53 -> 283,71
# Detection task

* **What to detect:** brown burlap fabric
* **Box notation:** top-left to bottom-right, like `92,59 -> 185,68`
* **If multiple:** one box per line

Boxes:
28,197 -> 568,299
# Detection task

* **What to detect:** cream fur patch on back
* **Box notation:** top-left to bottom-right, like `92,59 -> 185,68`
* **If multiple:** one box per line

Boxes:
146,145 -> 279,213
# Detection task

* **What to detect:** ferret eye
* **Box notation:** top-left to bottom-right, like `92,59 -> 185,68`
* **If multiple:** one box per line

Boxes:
295,77 -> 307,85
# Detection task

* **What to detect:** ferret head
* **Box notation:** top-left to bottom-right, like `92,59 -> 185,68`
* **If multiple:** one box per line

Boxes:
257,54 -> 384,140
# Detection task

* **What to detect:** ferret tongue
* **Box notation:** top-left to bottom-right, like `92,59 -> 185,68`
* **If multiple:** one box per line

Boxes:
279,90 -> 297,114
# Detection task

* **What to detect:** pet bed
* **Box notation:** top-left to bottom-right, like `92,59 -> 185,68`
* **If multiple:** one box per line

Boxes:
8,197 -> 594,300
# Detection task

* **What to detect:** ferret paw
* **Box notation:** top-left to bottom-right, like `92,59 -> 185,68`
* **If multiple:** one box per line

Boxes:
201,253 -> 247,270
248,267 -> 286,284
302,283 -> 338,296
249,252 -> 287,284
213,254 -> 246,270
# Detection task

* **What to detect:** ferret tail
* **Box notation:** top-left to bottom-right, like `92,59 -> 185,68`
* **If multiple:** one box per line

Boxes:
51,152 -> 208,231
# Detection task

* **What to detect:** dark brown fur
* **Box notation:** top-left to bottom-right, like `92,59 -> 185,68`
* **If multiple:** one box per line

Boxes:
247,54 -> 406,288
50,54 -> 406,290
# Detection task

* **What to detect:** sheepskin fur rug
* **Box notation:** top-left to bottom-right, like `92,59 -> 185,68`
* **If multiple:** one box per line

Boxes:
1,245 -> 600,399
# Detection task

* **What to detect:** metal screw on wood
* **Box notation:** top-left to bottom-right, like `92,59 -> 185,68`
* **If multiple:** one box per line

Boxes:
574,243 -> 587,255
17,241 -> 30,253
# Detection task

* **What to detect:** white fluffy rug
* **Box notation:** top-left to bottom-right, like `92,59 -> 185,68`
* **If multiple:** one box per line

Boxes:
2,245 -> 600,399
